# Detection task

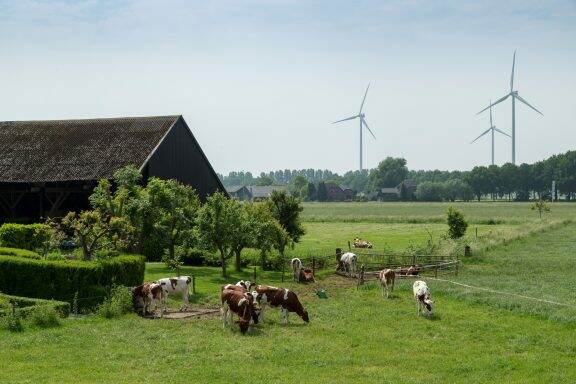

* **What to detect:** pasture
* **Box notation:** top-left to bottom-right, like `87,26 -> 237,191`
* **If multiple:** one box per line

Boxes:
1,202 -> 575,383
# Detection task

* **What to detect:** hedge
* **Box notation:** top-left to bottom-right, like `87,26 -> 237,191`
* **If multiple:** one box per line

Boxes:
0,223 -> 50,250
0,254 -> 145,309
0,293 -> 70,318
0,247 -> 41,260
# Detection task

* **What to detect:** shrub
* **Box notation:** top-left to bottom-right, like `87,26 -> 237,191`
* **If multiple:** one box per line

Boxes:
27,305 -> 61,328
0,253 -> 145,309
0,310 -> 23,332
0,293 -> 70,318
0,247 -> 41,260
97,286 -> 133,319
0,223 -> 51,251
447,207 -> 468,239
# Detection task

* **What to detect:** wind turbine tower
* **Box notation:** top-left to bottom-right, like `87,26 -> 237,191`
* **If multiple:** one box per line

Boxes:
471,102 -> 510,165
477,51 -> 543,164
333,83 -> 376,172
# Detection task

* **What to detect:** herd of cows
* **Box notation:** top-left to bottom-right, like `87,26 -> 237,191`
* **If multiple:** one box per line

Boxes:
130,252 -> 434,334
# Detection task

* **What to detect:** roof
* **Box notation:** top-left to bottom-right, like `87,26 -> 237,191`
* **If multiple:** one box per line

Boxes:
226,185 -> 249,193
246,185 -> 286,198
324,182 -> 343,193
381,187 -> 399,194
0,115 -> 180,183
398,179 -> 418,188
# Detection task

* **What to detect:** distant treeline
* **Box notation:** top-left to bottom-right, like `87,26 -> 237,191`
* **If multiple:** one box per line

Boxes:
218,150 -> 576,201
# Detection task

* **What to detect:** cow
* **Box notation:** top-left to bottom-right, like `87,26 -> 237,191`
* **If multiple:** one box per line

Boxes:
156,276 -> 192,312
221,284 -> 261,324
406,265 -> 420,276
299,268 -> 316,283
339,252 -> 357,277
253,285 -> 309,325
221,287 -> 257,334
291,258 -> 303,282
378,269 -> 395,298
131,282 -> 165,317
413,280 -> 434,316
353,238 -> 373,249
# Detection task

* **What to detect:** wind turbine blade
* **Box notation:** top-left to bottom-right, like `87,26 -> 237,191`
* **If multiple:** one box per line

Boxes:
494,127 -> 511,138
470,127 -> 491,143
510,50 -> 516,92
333,115 -> 359,124
361,118 -> 376,140
477,94 -> 510,114
514,94 -> 543,115
359,83 -> 370,114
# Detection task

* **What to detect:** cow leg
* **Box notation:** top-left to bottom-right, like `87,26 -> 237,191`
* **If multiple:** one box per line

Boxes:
182,289 -> 190,311
221,303 -> 229,328
259,306 -> 265,323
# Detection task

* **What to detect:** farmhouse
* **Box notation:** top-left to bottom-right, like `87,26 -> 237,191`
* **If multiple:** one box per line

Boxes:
0,115 -> 225,222
245,185 -> 286,201
226,185 -> 252,201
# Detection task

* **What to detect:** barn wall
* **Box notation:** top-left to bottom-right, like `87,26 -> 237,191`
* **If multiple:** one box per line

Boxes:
146,118 -> 225,200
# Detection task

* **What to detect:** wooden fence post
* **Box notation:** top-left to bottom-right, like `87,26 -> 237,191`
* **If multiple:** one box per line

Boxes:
281,256 -> 285,282
312,257 -> 316,274
253,267 -> 257,283
192,275 -> 196,295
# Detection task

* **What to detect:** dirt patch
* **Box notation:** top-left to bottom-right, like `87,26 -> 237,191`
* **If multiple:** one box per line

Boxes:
144,307 -> 220,320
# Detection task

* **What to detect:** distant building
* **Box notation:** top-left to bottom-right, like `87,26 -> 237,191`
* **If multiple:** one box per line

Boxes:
246,185 -> 287,201
226,186 -> 252,201
0,115 -> 225,222
325,182 -> 345,201
342,188 -> 356,201
378,187 -> 400,201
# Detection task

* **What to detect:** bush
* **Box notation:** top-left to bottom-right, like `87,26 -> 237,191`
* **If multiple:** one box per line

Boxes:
180,248 -> 211,266
27,305 -> 61,328
97,286 -> 133,319
0,310 -> 23,332
0,247 -> 41,260
447,207 -> 468,239
0,293 -> 70,318
0,253 -> 145,309
0,223 -> 51,250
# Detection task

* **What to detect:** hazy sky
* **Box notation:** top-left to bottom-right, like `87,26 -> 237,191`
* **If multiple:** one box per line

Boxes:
1,1 -> 574,174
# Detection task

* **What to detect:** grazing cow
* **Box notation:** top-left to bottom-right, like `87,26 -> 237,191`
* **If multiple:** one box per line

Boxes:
291,258 -> 304,282
221,287 -> 257,333
353,238 -> 373,249
254,285 -> 309,324
235,280 -> 255,292
378,269 -> 395,298
131,283 -> 164,316
299,268 -> 316,283
413,280 -> 434,316
406,265 -> 420,276
156,276 -> 192,312
222,284 -> 261,324
339,252 -> 357,277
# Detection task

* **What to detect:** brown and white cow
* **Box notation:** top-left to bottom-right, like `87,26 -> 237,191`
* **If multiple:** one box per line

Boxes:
253,285 -> 309,325
131,282 -> 164,317
378,269 -> 395,298
299,268 -> 316,283
156,276 -> 192,312
221,287 -> 258,334
413,280 -> 434,316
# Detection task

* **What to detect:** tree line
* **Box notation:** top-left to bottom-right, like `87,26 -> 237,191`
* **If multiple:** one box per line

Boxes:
219,150 -> 576,201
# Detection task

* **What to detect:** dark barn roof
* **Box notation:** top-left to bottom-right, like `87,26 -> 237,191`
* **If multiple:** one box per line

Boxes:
0,115 -> 180,183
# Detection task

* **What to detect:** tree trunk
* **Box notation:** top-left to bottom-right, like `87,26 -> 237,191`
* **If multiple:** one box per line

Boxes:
234,248 -> 242,272
220,252 -> 227,277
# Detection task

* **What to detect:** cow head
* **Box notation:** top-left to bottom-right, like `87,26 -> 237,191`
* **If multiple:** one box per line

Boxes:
301,310 -> 310,323
236,319 -> 250,334
423,298 -> 434,313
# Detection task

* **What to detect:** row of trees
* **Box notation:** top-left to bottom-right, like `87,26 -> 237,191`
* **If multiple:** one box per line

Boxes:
59,166 -> 305,276
220,150 -> 576,201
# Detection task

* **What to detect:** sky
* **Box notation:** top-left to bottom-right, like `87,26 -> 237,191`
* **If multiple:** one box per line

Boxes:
0,0 -> 574,175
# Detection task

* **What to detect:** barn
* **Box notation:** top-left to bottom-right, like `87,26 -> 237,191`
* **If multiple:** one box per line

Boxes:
0,115 -> 225,222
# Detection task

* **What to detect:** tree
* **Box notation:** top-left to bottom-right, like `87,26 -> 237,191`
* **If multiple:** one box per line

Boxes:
317,182 -> 328,202
289,175 -> 308,199
147,178 -> 200,269
370,157 -> 408,190
465,166 -> 490,201
196,192 -> 241,277
416,181 -> 444,202
446,207 -> 468,239
61,210 -> 130,260
265,190 -> 305,243
306,182 -> 317,201
257,175 -> 274,186
531,199 -> 550,219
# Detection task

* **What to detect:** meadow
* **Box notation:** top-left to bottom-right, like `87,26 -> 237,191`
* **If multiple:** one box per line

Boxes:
1,202 -> 575,383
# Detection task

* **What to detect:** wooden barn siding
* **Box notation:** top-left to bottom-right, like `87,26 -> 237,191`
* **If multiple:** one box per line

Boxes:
146,118 -> 225,200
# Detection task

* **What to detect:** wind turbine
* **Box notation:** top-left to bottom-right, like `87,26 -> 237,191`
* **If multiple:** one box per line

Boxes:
471,102 -> 510,165
333,83 -> 376,172
477,51 -> 543,164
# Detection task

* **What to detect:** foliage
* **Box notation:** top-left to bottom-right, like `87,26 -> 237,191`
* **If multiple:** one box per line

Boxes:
0,247 -> 41,260
370,157 -> 409,190
256,176 -> 274,186
0,308 -> 23,332
60,210 -> 131,261
265,190 -> 305,243
0,254 -> 144,309
415,181 -> 444,202
27,305 -> 61,328
97,285 -> 133,319
317,181 -> 328,201
446,207 -> 468,239
531,199 -> 550,219
0,223 -> 52,251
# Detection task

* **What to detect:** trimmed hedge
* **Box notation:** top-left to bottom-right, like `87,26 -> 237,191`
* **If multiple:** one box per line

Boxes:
0,223 -> 50,250
0,293 -> 70,318
0,247 -> 41,260
0,254 -> 145,309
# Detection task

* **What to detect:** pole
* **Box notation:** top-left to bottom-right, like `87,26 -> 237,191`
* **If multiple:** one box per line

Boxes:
192,275 -> 196,295
491,128 -> 495,165
359,118 -> 363,172
512,95 -> 516,164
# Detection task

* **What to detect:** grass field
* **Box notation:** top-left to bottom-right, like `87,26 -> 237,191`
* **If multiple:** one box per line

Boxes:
1,202 -> 575,383
301,201 -> 576,224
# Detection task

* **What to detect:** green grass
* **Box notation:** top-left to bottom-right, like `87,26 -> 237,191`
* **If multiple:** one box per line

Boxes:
301,201 -> 576,224
0,277 -> 574,383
